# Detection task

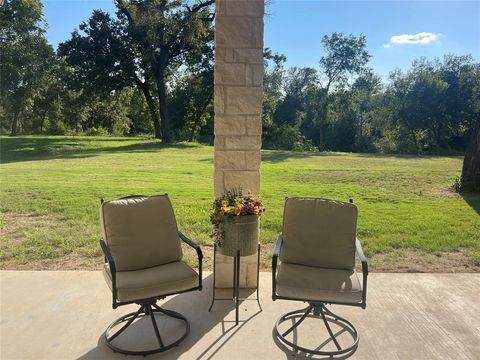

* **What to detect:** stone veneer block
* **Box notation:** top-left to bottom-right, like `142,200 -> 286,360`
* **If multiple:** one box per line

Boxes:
214,170 -> 224,197
246,64 -> 264,86
246,115 -> 262,135
252,18 -> 264,48
225,86 -> 263,115
233,48 -> 263,64
224,170 -> 260,195
225,0 -> 264,17
214,115 -> 246,135
214,253 -> 258,288
245,151 -> 261,170
214,0 -> 264,289
214,62 -> 246,85
214,86 -> 225,115
214,150 -> 247,170
225,135 -> 262,150
216,17 -> 254,48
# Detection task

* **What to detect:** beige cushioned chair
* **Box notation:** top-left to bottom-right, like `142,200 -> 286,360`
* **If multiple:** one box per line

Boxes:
272,197 -> 368,357
99,194 -> 203,356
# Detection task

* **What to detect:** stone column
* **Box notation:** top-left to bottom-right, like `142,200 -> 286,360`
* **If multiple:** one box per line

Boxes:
214,0 -> 264,288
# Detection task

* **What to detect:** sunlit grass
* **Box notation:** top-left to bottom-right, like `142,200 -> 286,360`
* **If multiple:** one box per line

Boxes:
1,135 -> 479,269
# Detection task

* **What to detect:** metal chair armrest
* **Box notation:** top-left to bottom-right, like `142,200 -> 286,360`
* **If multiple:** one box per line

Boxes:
356,238 -> 368,308
178,231 -> 203,289
99,239 -> 118,307
272,233 -> 283,300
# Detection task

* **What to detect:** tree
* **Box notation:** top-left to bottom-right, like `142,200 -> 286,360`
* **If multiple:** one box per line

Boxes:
168,67 -> 213,142
115,0 -> 215,143
461,119 -> 480,192
350,69 -> 382,150
318,33 -> 370,149
58,10 -> 162,138
0,0 -> 55,135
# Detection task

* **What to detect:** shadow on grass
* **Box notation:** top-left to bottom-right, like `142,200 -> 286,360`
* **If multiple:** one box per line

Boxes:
261,150 -> 463,164
0,136 -> 200,164
354,152 -> 463,160
261,151 -> 343,163
461,192 -> 480,215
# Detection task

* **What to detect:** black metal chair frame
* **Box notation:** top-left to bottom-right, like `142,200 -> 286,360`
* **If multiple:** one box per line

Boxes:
272,232 -> 368,357
99,196 -> 203,356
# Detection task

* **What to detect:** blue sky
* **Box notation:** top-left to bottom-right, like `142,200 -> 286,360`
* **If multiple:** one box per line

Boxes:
43,0 -> 480,79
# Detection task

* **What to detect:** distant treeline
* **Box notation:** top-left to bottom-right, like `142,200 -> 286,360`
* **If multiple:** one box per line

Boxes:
1,0 -> 479,155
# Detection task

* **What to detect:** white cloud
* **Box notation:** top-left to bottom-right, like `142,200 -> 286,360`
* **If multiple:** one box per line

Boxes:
383,32 -> 440,48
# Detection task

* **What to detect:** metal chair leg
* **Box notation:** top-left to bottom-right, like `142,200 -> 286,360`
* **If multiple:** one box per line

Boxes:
274,303 -> 359,357
147,305 -> 165,348
104,302 -> 190,356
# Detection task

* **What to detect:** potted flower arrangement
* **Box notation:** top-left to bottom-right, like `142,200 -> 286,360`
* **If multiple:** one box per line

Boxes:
211,188 -> 266,257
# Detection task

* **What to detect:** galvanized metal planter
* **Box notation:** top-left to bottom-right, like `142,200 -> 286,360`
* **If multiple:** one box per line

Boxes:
217,215 -> 259,257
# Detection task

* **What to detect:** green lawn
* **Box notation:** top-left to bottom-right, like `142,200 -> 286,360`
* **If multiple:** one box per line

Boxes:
1,136 -> 479,271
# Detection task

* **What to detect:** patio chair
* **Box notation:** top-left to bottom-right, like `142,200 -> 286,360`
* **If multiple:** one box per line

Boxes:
99,194 -> 203,356
272,197 -> 368,357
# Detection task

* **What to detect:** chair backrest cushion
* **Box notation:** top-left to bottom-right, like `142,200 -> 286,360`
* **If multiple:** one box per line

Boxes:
100,195 -> 182,271
280,197 -> 357,270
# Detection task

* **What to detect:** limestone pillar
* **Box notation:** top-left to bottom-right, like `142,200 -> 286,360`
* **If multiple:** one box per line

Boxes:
213,0 -> 264,288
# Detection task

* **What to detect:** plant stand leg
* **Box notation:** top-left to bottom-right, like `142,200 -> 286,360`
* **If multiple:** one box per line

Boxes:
208,244 -> 217,312
235,250 -> 240,325
256,243 -> 262,311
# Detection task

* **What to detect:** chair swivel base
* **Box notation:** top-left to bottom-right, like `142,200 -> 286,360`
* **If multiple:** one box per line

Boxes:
274,303 -> 359,357
104,301 -> 190,356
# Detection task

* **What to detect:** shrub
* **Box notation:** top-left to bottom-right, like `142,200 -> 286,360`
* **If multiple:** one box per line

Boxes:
265,124 -> 316,151
85,127 -> 109,136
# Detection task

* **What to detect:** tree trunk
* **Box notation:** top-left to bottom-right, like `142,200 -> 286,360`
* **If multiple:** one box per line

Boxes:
318,88 -> 329,151
318,102 -> 326,150
154,65 -> 172,144
137,79 -> 161,139
40,107 -> 48,133
461,120 -> 480,192
10,111 -> 18,136
189,94 -> 212,142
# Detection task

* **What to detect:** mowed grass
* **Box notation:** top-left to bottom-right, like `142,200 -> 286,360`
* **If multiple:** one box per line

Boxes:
1,136 -> 479,271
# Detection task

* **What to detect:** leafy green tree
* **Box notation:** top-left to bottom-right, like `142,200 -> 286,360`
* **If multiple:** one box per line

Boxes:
461,120 -> 480,192
58,10 -> 162,138
351,69 -> 382,150
0,0 -> 55,135
115,0 -> 215,143
169,68 -> 213,142
262,49 -> 287,141
318,33 -> 371,149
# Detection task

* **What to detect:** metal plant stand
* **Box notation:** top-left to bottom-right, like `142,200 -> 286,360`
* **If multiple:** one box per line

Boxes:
208,243 -> 262,325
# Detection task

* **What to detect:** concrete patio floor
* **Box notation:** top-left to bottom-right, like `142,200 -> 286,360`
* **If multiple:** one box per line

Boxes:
1,271 -> 479,360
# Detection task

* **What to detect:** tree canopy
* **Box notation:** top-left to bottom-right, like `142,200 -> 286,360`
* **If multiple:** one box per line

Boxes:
1,0 -> 478,189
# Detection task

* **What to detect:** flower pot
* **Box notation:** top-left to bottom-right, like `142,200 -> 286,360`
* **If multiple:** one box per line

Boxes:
218,215 -> 259,257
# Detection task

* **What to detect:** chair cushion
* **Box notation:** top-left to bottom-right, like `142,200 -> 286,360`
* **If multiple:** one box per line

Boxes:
103,261 -> 199,303
100,195 -> 182,271
280,197 -> 357,270
276,262 -> 362,304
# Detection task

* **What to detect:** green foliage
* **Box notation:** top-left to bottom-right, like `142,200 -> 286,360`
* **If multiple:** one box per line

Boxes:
0,0 -> 55,135
262,44 -> 479,155
85,127 -> 110,137
0,0 -> 477,159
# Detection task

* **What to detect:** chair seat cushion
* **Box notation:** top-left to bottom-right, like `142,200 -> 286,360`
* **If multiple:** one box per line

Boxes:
103,261 -> 199,303
276,262 -> 362,304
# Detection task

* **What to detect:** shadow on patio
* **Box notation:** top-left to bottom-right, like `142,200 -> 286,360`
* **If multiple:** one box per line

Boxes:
1,271 -> 479,359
